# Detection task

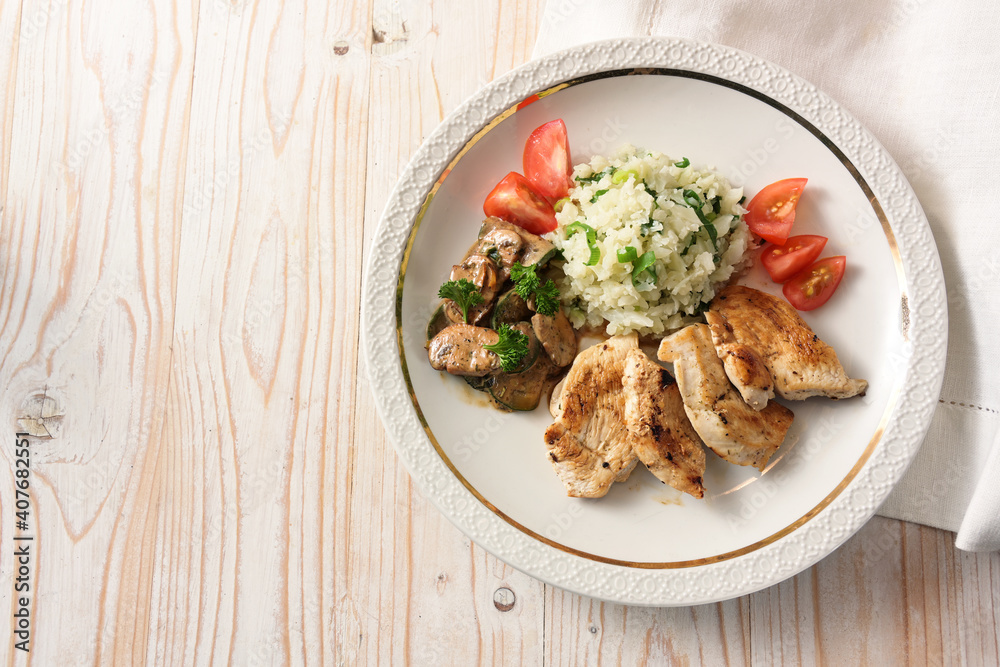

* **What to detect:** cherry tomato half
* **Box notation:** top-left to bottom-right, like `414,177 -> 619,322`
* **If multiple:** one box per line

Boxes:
483,171 -> 557,235
760,235 -> 828,283
523,119 -> 573,200
783,256 -> 846,311
745,177 -> 808,245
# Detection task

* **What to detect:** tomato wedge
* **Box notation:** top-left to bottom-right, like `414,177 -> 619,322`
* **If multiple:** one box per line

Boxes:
760,235 -> 828,282
745,177 -> 808,245
783,256 -> 846,311
523,119 -> 572,200
484,171 -> 557,235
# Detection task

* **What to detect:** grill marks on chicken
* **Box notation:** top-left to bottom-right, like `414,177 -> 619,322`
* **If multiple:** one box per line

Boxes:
543,334 -> 640,498
704,312 -> 774,411
622,350 -> 707,498
658,324 -> 794,471
707,286 -> 868,401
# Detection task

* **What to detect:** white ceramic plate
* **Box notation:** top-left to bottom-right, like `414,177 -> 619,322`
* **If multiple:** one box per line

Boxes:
362,38 -> 946,605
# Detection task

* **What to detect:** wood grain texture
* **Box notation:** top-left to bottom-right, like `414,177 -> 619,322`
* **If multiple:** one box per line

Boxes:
0,0 -> 998,665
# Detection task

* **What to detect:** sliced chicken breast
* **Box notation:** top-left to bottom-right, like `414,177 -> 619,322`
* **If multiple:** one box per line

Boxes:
708,285 -> 868,400
658,324 -> 793,471
543,334 -> 640,498
622,350 -> 706,498
704,310 -> 774,410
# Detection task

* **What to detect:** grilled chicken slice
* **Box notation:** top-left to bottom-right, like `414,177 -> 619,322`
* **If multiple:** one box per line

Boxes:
444,254 -> 499,325
708,285 -> 868,400
704,311 -> 775,410
543,334 -> 640,497
427,324 -> 501,376
531,310 -> 577,367
658,324 -> 793,471
622,350 -> 706,498
549,376 -> 566,419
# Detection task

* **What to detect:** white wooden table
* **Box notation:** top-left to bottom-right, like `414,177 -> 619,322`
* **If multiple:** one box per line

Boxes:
1,0 -> 998,663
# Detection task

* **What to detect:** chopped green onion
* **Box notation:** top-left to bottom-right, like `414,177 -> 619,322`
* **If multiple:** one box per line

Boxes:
565,221 -> 593,238
682,189 -> 703,209
711,196 -> 722,215
574,168 -> 612,184
681,189 -> 719,252
631,250 -> 657,287
616,246 -> 639,263
644,184 -> 658,201
611,170 -> 639,185
674,157 -> 690,168
680,234 -> 698,256
589,189 -> 609,204
566,221 -> 601,266
554,197 -> 570,212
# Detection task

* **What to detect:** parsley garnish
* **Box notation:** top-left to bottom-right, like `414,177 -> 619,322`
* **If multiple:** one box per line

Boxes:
510,262 -> 560,316
437,278 -> 483,324
534,280 -> 561,317
483,324 -> 530,372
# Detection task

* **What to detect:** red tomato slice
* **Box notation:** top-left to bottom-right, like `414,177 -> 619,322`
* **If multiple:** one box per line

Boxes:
483,172 -> 557,235
760,235 -> 828,282
745,177 -> 808,245
783,256 -> 846,311
523,119 -> 572,200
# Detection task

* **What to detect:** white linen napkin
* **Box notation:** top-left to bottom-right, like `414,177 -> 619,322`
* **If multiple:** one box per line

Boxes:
533,0 -> 1000,551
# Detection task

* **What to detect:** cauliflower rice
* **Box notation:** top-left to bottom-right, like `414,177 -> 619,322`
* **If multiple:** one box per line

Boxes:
548,144 -> 752,336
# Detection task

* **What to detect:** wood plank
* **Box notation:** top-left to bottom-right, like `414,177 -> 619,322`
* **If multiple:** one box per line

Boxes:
0,0 -> 194,663
545,590 -> 750,666
0,0 -> 22,193
353,0 -> 547,663
744,517 -> 1000,666
161,0 -> 376,664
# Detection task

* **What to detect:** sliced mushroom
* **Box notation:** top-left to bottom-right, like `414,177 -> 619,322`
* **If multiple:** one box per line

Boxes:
531,310 -> 577,367
478,228 -> 523,279
444,254 -> 499,325
427,324 -> 501,376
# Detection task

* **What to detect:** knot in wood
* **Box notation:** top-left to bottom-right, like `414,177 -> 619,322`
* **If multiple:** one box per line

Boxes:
493,587 -> 515,612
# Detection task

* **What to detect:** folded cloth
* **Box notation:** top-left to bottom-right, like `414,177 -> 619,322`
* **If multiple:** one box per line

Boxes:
533,0 -> 1000,551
